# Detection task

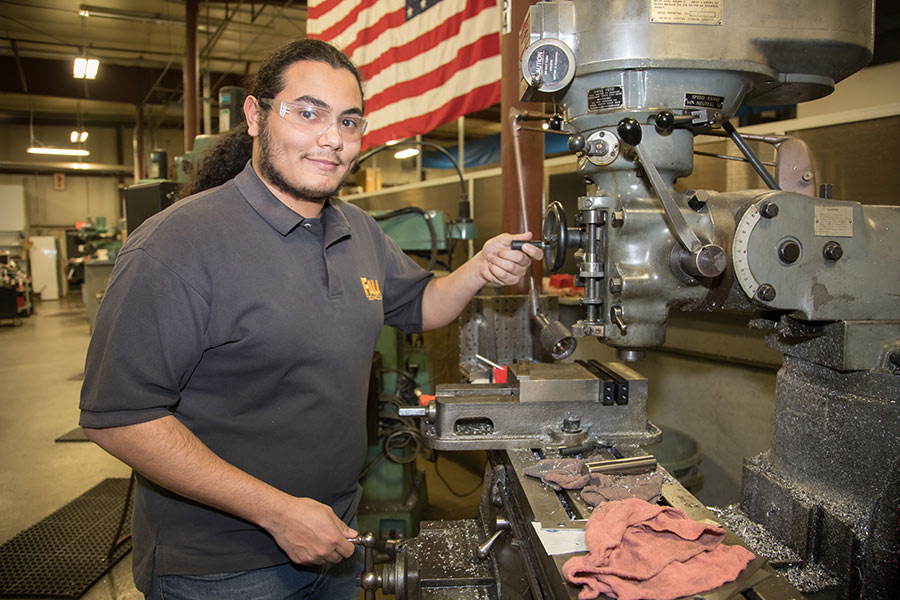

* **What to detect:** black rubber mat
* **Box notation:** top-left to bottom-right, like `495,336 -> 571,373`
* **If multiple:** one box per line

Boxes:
54,427 -> 89,443
0,478 -> 133,598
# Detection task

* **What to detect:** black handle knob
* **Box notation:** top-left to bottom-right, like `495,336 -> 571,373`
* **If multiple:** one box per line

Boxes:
510,240 -> 545,250
617,117 -> 642,146
759,202 -> 779,219
823,241 -> 843,261
654,111 -> 675,132
568,134 -> 586,153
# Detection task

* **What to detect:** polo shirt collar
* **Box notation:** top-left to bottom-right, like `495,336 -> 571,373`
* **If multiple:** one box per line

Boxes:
235,160 -> 352,245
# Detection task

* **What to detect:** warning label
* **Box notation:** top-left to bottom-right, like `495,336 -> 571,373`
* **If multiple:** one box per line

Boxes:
814,205 -> 854,237
588,87 -> 624,111
685,93 -> 724,109
529,46 -> 570,87
650,0 -> 722,25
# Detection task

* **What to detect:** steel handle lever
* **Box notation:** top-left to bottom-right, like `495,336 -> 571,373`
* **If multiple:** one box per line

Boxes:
351,533 -> 380,600
618,117 -> 726,278
475,517 -> 511,560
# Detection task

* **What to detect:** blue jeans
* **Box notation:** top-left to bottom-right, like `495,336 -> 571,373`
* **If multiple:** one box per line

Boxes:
145,538 -> 363,600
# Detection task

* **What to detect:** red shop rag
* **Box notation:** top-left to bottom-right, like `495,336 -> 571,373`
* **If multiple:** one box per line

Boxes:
562,498 -> 755,600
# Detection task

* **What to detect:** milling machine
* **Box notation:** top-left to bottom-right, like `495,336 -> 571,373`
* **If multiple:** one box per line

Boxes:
356,1 -> 899,598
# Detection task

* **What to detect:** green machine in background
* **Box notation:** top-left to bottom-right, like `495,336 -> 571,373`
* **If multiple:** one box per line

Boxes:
357,327 -> 433,539
357,208 -> 475,539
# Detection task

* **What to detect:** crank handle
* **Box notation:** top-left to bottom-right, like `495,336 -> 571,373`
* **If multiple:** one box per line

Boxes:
510,240 -> 546,250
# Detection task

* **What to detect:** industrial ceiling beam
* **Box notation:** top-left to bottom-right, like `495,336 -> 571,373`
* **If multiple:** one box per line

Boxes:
184,0 -> 200,151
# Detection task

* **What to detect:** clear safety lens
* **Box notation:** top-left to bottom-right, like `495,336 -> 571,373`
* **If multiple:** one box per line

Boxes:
259,98 -> 366,141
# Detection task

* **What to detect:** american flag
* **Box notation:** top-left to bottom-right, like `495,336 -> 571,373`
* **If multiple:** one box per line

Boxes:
307,0 -> 502,149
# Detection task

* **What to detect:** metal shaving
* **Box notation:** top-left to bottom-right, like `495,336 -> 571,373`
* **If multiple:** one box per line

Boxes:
710,504 -> 839,593
709,505 -> 800,564
454,421 -> 494,435
779,561 -> 840,593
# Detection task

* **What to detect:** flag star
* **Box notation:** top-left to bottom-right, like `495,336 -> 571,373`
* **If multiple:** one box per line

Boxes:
420,0 -> 426,11
407,5 -> 413,18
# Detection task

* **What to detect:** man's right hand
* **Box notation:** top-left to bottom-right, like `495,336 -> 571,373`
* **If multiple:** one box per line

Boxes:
263,496 -> 358,565
83,417 -> 358,566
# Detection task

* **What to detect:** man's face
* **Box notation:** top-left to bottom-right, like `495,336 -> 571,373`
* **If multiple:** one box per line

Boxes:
248,61 -> 363,204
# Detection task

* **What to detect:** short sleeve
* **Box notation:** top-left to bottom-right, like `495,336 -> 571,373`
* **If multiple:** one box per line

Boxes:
79,248 -> 210,428
379,231 -> 433,333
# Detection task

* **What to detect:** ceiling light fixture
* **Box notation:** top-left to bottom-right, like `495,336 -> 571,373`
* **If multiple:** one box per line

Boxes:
70,131 -> 89,143
27,147 -> 91,157
73,57 -> 99,79
27,111 -> 91,157
393,148 -> 420,159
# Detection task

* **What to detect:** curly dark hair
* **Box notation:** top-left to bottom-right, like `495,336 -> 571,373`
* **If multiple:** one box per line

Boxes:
178,39 -> 363,199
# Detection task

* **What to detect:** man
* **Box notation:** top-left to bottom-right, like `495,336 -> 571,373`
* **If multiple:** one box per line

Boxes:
80,39 -> 542,599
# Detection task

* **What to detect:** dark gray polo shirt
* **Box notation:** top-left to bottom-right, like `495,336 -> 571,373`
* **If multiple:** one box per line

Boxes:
79,161 -> 432,591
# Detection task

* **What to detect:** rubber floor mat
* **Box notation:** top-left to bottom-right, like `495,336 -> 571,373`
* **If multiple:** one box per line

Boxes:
0,478 -> 133,598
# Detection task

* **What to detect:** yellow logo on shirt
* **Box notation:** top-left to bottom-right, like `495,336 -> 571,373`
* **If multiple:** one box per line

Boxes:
360,277 -> 382,301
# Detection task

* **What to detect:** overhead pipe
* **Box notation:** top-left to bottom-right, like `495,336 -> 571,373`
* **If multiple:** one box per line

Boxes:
183,0 -> 200,151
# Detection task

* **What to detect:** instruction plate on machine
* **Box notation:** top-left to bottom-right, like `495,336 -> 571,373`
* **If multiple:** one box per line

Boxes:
650,0 -> 723,25
814,205 -> 854,237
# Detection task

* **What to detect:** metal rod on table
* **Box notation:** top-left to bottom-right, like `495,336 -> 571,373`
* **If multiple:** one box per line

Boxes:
475,354 -> 503,370
585,455 -> 657,474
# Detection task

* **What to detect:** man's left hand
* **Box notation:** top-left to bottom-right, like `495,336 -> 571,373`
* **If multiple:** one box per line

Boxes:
478,232 -> 544,286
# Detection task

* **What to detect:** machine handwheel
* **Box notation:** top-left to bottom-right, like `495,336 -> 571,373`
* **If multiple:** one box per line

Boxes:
543,201 -> 569,273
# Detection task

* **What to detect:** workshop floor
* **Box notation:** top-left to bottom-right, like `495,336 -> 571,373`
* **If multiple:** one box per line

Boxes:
0,295 -> 483,600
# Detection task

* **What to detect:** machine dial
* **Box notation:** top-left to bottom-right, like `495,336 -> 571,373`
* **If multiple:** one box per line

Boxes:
732,203 -> 762,299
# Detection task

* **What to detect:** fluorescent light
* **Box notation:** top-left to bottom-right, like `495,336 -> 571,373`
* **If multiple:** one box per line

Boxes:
70,131 -> 89,142
80,131 -> 89,142
70,131 -> 78,143
28,147 -> 90,157
73,57 -> 99,79
85,59 -> 99,79
393,148 -> 420,159
385,139 -> 400,146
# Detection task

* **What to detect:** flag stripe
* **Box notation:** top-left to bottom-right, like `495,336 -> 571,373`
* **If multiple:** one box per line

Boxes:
365,54 -> 500,133
366,33 -> 499,114
355,0 -> 496,82
313,0 -> 395,46
307,0 -> 502,150
306,0 -> 346,22
364,80 -> 501,148
308,0 -> 404,36
342,8 -> 409,59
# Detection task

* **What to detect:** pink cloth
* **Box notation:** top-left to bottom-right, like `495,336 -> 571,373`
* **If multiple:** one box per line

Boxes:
580,471 -> 662,506
523,458 -> 592,490
563,498 -> 755,600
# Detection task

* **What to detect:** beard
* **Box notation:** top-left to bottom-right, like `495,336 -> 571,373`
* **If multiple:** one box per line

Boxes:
257,116 -> 347,202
